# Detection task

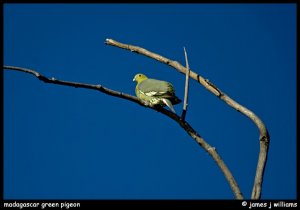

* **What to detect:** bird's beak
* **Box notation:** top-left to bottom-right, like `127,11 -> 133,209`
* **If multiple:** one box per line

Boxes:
132,77 -> 136,82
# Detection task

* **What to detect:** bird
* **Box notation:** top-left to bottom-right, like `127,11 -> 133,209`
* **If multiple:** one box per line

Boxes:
133,73 -> 181,113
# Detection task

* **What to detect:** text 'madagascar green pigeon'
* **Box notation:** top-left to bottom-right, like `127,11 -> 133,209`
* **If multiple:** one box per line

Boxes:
133,73 -> 181,113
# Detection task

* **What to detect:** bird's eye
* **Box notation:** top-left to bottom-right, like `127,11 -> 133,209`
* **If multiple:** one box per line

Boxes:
139,75 -> 141,77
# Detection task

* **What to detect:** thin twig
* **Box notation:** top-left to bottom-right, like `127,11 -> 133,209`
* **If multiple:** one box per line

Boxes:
105,38 -> 269,199
181,47 -> 190,121
3,65 -> 244,199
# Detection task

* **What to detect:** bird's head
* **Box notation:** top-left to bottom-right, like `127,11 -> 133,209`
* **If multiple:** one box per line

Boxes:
133,73 -> 148,83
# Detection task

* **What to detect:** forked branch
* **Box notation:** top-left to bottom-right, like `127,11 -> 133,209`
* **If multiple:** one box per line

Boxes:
105,38 -> 270,199
3,65 -> 243,199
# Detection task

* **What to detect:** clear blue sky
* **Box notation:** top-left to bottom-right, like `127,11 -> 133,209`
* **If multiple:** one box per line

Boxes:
3,3 -> 296,199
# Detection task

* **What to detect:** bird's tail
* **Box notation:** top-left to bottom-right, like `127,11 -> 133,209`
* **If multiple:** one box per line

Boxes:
162,98 -> 176,113
166,95 -> 181,105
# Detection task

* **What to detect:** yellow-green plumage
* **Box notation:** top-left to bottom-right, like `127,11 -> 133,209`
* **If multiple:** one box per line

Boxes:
133,73 -> 181,113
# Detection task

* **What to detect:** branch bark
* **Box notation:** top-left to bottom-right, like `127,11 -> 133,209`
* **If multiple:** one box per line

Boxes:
4,65 -> 244,199
105,38 -> 270,200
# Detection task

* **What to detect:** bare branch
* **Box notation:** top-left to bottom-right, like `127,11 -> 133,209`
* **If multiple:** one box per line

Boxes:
181,47 -> 190,121
4,65 -> 244,199
3,65 -> 139,104
251,134 -> 270,199
105,38 -> 270,199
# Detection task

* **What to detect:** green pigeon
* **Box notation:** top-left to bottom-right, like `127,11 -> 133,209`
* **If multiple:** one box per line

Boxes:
133,73 -> 181,113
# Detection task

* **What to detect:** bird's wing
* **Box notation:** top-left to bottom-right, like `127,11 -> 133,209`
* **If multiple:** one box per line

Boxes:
138,79 -> 175,97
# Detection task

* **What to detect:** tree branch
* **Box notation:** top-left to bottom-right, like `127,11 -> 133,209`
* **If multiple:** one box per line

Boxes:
105,38 -> 270,199
181,47 -> 190,121
3,65 -> 243,199
3,65 -> 139,104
